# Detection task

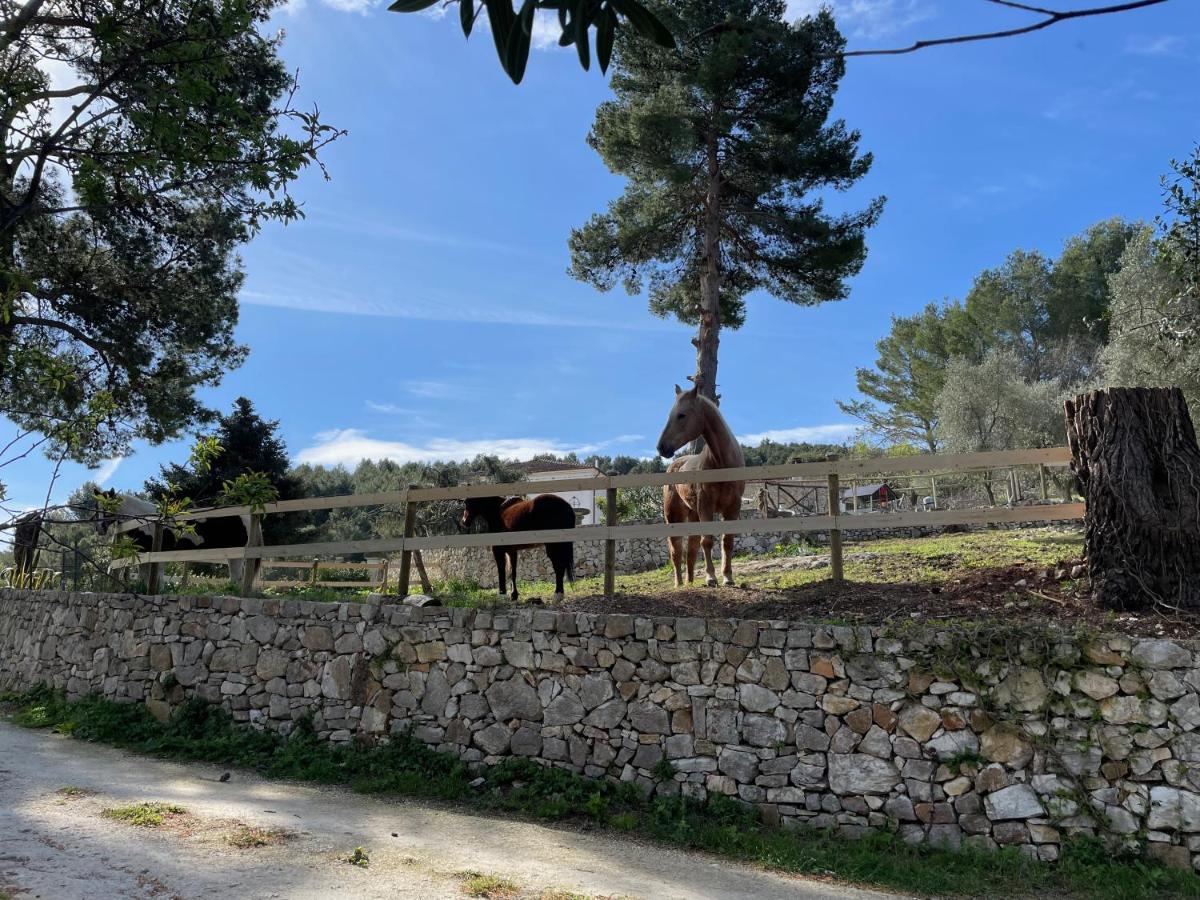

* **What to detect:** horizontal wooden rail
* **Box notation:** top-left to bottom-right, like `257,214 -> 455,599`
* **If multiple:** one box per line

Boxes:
110,502 -> 1085,569
113,447 -> 1073,531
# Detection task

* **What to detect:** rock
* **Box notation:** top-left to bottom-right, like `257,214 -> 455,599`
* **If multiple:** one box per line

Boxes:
1075,671 -> 1120,701
629,701 -> 669,734
246,615 -> 277,644
501,640 -> 534,669
1145,843 -> 1194,871
1148,787 -> 1200,831
1171,694 -> 1200,732
718,748 -> 760,782
796,724 -> 831,752
583,698 -> 627,729
743,714 -> 787,748
474,723 -> 512,755
1132,640 -> 1192,670
859,725 -> 892,760
256,649 -> 289,680
738,684 -> 779,713
579,673 -> 614,710
898,705 -> 943,742
927,728 -> 978,761
301,626 -> 333,651
828,754 -> 900,795
976,764 -> 1008,793
421,668 -> 450,716
320,656 -> 352,700
995,669 -> 1047,712
486,677 -> 542,721
544,690 -> 585,726
981,725 -> 1032,767
822,695 -> 860,715
1100,695 -> 1145,725
985,784 -> 1044,821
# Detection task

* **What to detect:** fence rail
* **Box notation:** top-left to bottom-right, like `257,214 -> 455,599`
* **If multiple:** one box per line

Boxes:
108,447 -> 1082,597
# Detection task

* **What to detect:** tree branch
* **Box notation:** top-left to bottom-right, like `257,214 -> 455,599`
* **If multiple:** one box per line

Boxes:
9,315 -> 116,359
0,0 -> 47,54
843,0 -> 1170,58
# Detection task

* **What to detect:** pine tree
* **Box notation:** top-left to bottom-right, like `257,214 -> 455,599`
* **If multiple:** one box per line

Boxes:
569,2 -> 882,402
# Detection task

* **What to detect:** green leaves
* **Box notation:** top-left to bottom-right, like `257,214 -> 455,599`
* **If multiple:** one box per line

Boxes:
218,471 -> 280,514
389,0 -> 675,84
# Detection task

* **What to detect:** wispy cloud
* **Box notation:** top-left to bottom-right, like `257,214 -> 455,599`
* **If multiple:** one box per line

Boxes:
239,286 -> 669,332
296,429 -> 596,466
91,457 -> 123,485
1043,78 -> 1158,126
403,380 -> 461,399
1125,34 -> 1186,58
303,206 -> 539,258
737,423 -> 856,445
788,0 -> 933,40
365,401 -> 417,414
296,428 -> 645,466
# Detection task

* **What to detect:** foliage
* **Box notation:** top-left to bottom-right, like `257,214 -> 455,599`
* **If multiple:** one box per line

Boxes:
598,485 -> 661,521
569,2 -> 881,400
935,351 -> 1068,455
0,0 -> 341,472
8,687 -> 1197,899
146,398 -> 304,545
100,801 -> 187,827
844,218 -> 1136,448
389,0 -> 674,84
1101,149 -> 1200,419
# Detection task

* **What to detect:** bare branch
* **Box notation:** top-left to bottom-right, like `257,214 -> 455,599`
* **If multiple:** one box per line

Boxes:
843,0 -> 1171,58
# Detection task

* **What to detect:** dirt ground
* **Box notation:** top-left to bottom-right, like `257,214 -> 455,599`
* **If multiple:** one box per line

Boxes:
0,721 -> 899,900
558,541 -> 1200,640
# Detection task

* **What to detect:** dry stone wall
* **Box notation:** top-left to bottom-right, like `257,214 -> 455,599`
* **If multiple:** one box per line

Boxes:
1,588 -> 1195,872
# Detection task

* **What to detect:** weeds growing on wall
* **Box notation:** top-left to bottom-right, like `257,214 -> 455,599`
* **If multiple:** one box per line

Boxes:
3,687 -> 1197,899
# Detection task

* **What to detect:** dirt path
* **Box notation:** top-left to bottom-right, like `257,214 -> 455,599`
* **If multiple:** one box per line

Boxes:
0,721 -> 902,900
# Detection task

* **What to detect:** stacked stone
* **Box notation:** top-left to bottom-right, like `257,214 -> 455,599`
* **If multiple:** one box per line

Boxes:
0,588 -> 1195,872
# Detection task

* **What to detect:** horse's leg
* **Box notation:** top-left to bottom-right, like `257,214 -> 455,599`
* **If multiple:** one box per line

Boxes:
493,547 -> 507,599
507,549 -> 519,603
548,544 -> 566,602
667,536 -> 683,587
698,492 -> 719,587
720,497 -> 740,587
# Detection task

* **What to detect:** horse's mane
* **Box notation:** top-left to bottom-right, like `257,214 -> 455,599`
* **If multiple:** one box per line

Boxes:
500,496 -> 524,510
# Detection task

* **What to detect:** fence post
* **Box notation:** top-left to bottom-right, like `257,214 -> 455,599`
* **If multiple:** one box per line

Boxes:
826,454 -> 843,583
181,562 -> 190,590
240,513 -> 262,596
60,549 -> 67,590
603,474 -> 618,599
1039,464 -> 1048,501
397,486 -> 417,597
146,521 -> 164,595
310,558 -> 319,586
930,476 -> 939,509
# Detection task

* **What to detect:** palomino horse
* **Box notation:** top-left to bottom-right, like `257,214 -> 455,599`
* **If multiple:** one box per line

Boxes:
95,489 -> 254,590
460,494 -> 575,603
656,384 -> 746,587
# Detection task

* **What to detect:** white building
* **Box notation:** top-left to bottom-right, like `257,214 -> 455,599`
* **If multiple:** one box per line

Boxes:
513,460 -> 604,525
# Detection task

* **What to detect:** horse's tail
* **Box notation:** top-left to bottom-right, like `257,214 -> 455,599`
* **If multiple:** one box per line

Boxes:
567,543 -> 575,584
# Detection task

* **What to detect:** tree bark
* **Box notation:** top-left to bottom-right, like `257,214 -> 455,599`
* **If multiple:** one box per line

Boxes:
693,115 -> 722,406
1065,386 -> 1200,610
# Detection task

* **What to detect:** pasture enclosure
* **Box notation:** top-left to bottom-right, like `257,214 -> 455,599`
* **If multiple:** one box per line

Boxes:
108,448 -> 1083,596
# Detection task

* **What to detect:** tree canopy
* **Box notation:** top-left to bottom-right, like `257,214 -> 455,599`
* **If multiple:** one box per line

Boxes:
0,0 -> 341,488
569,2 -> 881,402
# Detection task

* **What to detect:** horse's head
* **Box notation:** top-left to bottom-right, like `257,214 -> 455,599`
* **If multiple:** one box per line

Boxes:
657,383 -> 705,458
93,488 -> 121,535
459,496 -> 503,533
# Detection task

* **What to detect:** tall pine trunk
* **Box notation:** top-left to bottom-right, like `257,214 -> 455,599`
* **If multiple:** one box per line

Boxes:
689,120 -> 722,455
1065,386 -> 1200,610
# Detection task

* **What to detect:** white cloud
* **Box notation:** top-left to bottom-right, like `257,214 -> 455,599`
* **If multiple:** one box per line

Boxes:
1124,34 -> 1186,57
239,287 -> 667,332
91,457 -> 123,485
366,401 -> 417,414
531,10 -> 564,49
403,380 -> 461,399
737,423 -> 856,445
296,428 -> 606,466
787,0 -> 933,39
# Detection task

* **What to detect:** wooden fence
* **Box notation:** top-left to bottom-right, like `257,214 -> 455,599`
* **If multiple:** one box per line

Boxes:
109,447 -> 1083,597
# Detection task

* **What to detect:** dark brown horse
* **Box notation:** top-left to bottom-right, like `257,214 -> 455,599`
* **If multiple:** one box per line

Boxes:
460,494 -> 575,603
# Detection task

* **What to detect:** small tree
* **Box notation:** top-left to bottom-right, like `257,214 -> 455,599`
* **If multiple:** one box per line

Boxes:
569,3 -> 881,403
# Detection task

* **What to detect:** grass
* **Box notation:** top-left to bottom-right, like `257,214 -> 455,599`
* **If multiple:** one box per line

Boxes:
226,824 -> 291,849
458,871 -> 521,898
54,785 -> 94,799
344,846 -> 370,868
431,527 -> 1086,605
100,801 -> 187,827
4,686 -> 1197,900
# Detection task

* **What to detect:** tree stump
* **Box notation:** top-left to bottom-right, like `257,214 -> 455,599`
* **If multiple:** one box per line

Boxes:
1064,387 -> 1200,610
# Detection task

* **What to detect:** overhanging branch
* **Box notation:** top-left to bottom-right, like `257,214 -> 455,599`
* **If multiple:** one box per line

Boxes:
843,0 -> 1170,58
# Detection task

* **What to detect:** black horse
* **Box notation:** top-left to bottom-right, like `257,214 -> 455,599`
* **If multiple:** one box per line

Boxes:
460,494 -> 575,602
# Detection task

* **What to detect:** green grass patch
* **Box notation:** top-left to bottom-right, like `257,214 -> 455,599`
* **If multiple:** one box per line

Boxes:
6,686 -> 1197,899
458,871 -> 521,898
100,801 -> 187,827
344,846 -> 370,867
54,785 -> 95,799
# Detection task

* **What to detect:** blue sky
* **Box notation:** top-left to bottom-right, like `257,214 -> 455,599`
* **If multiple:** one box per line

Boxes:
4,0 -> 1198,512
